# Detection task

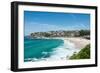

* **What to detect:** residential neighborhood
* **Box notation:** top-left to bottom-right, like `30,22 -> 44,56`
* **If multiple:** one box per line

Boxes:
30,30 -> 90,39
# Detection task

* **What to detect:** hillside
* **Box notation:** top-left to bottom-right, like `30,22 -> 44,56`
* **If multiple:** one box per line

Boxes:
70,44 -> 90,59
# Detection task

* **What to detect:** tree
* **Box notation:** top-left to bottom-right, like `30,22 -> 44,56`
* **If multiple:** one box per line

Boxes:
79,30 -> 90,36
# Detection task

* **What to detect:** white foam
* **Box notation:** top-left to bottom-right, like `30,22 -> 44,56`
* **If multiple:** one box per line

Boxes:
42,51 -> 48,55
44,40 -> 80,61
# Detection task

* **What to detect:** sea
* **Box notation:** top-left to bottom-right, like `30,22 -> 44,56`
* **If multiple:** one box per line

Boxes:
24,37 -> 78,62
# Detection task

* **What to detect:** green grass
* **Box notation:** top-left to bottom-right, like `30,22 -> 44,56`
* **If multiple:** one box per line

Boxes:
70,44 -> 90,60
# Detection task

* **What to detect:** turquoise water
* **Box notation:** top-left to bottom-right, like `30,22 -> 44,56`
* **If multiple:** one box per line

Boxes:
24,37 -> 64,62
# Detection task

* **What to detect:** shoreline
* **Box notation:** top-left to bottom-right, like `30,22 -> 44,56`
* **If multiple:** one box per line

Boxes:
31,37 -> 90,49
57,37 -> 90,49
48,37 -> 90,60
64,37 -> 90,49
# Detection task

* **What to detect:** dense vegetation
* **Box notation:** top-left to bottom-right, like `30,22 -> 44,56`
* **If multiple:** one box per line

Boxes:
79,30 -> 90,36
70,44 -> 90,59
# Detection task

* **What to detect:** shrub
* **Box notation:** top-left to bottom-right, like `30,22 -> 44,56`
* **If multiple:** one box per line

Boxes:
70,44 -> 90,59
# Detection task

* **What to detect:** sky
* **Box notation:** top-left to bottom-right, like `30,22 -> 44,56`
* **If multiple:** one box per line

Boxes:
24,11 -> 90,35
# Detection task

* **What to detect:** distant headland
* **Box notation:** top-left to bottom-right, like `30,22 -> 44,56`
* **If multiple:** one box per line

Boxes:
29,30 -> 90,39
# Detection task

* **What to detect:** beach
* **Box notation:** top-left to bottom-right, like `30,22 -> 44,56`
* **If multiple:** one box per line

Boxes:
62,37 -> 90,49
52,37 -> 90,49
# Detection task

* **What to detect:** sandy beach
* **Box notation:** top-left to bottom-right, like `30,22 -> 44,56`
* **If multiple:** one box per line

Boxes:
63,37 -> 90,49
48,37 -> 90,49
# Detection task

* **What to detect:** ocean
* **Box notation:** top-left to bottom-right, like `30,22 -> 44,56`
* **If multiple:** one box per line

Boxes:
24,37 -> 64,62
